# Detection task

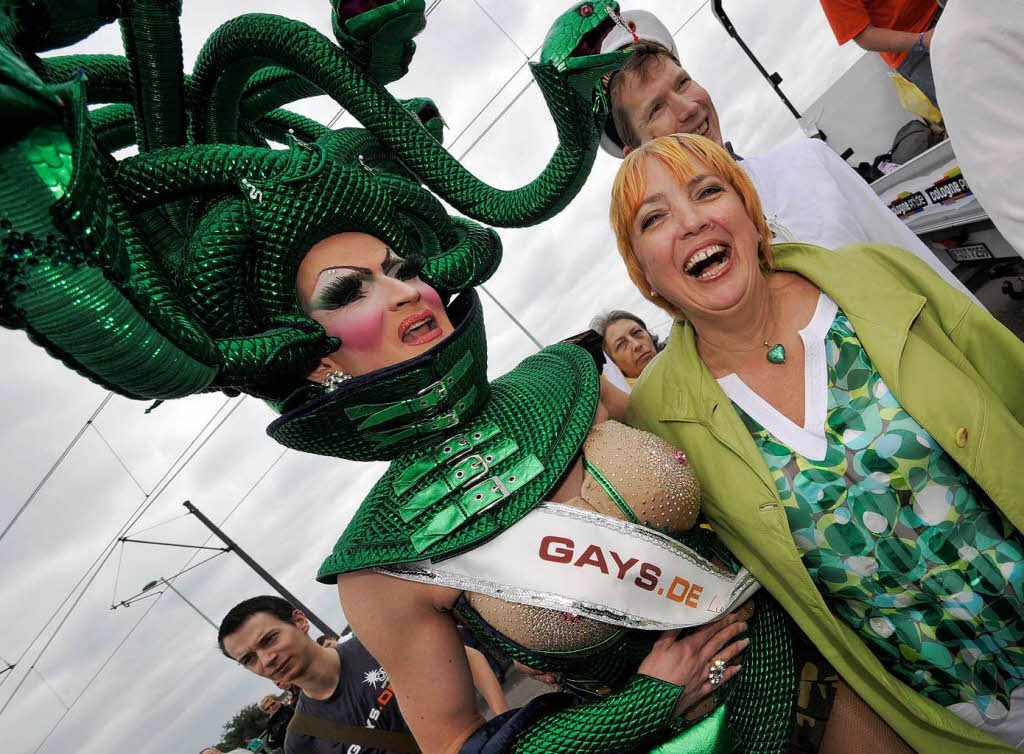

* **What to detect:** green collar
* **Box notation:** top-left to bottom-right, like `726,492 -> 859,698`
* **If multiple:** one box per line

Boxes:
267,291 -> 490,462
316,339 -> 600,578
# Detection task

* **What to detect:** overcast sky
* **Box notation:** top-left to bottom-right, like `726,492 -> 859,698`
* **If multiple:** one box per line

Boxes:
0,2 -> 863,751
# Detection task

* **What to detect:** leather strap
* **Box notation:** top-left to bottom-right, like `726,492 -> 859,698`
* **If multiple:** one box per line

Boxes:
287,709 -> 421,752
410,455 -> 544,553
345,351 -> 474,429
393,420 -> 502,497
400,436 -> 520,522
365,385 -> 478,450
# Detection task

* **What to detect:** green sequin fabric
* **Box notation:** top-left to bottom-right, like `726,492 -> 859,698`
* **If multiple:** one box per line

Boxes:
1,0 -> 628,404
509,675 -> 687,754
736,303 -> 1024,719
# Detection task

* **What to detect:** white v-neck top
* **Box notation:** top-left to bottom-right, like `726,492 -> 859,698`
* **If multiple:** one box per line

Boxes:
717,293 -> 838,462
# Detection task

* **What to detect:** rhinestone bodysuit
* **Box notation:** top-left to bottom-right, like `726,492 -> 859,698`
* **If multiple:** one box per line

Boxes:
463,420 -> 702,653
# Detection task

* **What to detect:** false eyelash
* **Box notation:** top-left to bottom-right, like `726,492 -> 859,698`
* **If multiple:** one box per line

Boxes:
318,274 -> 366,309
392,254 -> 425,280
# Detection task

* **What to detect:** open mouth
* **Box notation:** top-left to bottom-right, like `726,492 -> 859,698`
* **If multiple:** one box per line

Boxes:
335,0 -> 386,21
684,244 -> 731,279
570,14 -> 617,58
413,101 -> 441,126
399,311 -> 442,345
692,120 -> 709,136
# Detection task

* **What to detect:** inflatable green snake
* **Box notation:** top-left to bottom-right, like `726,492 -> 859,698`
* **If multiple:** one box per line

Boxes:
0,0 -> 628,403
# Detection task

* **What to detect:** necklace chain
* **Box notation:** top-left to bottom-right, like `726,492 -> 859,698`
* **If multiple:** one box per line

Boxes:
698,290 -> 777,354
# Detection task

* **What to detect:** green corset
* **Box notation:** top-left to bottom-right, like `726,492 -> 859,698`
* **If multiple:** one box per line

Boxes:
727,297 -> 1024,719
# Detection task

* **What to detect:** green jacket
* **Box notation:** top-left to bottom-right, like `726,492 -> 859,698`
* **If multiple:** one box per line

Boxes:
627,242 -> 1024,754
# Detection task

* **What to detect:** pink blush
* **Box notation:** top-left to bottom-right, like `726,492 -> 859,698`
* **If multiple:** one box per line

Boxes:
415,281 -> 444,309
324,306 -> 384,351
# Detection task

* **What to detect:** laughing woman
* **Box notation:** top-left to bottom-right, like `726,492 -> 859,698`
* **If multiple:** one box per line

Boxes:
614,133 -> 1024,753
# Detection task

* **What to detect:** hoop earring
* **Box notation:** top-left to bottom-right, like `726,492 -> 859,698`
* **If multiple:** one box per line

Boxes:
323,369 -> 352,392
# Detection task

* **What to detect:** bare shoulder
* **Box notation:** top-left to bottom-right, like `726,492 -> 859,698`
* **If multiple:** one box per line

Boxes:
338,569 -> 461,619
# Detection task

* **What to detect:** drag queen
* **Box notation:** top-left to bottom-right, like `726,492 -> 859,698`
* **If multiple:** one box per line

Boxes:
1,1 -> 904,751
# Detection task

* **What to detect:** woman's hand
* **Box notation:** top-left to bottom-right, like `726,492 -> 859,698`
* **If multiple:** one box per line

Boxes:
637,613 -> 748,715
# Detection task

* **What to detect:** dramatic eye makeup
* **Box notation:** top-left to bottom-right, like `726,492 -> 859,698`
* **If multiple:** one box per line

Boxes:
316,272 -> 367,310
311,248 -> 424,312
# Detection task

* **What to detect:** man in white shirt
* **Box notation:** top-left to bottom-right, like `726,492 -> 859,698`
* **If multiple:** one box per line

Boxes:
600,10 -> 974,299
931,0 -> 1024,260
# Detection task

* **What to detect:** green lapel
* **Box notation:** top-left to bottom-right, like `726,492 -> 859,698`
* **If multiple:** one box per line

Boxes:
656,321 -> 778,504
771,243 -> 926,399
653,242 -> 928,514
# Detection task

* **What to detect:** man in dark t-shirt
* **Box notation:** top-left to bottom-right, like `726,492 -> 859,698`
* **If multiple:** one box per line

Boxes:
288,636 -> 407,754
218,596 -> 413,754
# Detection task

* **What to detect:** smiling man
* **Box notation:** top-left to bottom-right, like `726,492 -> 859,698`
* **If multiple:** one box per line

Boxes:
218,596 -> 414,754
599,9 -> 974,299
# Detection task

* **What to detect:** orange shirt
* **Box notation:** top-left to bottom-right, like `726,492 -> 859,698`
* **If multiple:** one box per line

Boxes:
819,0 -> 939,68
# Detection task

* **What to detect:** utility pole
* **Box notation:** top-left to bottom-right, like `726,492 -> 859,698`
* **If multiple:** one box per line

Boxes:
143,577 -> 218,630
183,501 -> 337,638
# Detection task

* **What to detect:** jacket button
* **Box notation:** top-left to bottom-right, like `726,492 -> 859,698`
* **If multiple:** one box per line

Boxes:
955,427 -> 969,448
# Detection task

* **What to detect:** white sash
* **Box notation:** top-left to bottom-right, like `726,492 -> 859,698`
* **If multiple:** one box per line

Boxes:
378,503 -> 759,630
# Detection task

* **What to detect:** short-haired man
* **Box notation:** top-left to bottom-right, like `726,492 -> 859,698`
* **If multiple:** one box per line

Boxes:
600,10 -> 973,299
219,596 -> 414,754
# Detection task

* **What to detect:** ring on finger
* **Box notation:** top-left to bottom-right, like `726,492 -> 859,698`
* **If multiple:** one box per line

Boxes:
708,658 -> 727,686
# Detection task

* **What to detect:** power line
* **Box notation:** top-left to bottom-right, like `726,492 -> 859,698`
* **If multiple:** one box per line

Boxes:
115,549 -> 229,607
89,422 -> 148,496
38,449 -> 290,748
31,591 -> 165,753
445,54 -> 536,154
456,77 -> 535,162
472,0 -> 530,59
31,668 -> 69,711
0,393 -> 112,544
673,0 -> 712,36
0,396 -> 243,716
110,540 -> 126,608
125,510 -> 192,537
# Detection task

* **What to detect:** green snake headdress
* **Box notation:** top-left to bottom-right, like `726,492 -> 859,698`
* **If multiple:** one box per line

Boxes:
1,0 -> 630,407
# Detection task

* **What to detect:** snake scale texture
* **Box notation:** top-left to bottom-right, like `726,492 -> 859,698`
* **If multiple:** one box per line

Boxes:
0,0 -> 627,402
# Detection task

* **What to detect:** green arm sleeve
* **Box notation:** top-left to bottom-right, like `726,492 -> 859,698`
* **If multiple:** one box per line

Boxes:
510,675 -> 685,754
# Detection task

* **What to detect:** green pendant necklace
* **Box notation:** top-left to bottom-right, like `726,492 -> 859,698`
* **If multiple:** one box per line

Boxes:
700,291 -> 786,365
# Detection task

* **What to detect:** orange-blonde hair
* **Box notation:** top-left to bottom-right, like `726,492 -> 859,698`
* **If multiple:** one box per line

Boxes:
608,133 -> 774,321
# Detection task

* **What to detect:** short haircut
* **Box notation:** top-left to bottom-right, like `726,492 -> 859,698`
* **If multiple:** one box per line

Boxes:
607,41 -> 681,152
218,595 -> 298,657
589,310 -> 663,354
609,134 -> 774,322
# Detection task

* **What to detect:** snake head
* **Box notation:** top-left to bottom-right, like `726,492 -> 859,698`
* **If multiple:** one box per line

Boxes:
538,1 -> 632,106
331,0 -> 427,85
401,97 -> 444,144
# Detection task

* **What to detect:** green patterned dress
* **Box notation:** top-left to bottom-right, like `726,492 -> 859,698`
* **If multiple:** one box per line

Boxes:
718,294 -> 1024,720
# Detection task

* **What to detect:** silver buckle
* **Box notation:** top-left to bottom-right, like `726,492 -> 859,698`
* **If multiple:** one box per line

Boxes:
459,454 -> 489,487
478,475 -> 512,515
434,411 -> 459,430
417,379 -> 447,401
488,475 -> 511,500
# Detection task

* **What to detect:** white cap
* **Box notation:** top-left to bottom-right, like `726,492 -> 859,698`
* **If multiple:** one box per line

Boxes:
599,10 -> 679,158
